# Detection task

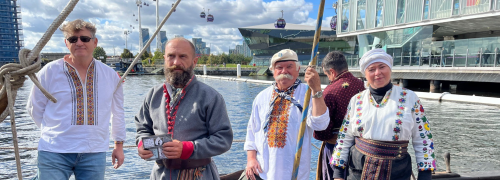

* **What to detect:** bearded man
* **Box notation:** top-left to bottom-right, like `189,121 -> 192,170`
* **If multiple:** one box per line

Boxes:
242,49 -> 330,180
135,37 -> 233,180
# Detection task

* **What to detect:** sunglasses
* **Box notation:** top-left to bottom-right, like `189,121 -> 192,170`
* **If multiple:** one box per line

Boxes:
66,36 -> 93,43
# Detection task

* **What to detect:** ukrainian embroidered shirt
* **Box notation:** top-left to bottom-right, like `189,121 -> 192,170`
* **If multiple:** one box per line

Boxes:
26,59 -> 126,153
330,85 -> 436,171
244,83 -> 330,180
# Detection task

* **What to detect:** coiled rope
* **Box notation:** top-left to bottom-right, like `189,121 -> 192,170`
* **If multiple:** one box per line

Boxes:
0,1 -> 79,179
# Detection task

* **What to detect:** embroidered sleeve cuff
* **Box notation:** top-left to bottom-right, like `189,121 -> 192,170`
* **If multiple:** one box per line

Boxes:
180,141 -> 194,160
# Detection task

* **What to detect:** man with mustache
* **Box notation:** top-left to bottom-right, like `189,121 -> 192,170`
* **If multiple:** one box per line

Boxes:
135,37 -> 233,180
242,49 -> 329,180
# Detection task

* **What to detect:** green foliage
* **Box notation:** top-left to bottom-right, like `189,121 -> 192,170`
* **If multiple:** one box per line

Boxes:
151,48 -> 164,65
93,46 -> 107,63
120,49 -> 134,58
197,53 -> 253,65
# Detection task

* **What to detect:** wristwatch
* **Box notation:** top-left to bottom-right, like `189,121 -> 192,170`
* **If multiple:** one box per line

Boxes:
312,91 -> 323,98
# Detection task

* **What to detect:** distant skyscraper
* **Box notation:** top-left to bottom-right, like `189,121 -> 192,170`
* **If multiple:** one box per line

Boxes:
204,47 -> 210,55
243,40 -> 253,57
192,38 -> 209,56
229,49 -> 236,54
236,45 -> 243,55
160,31 -> 168,53
0,0 -> 23,64
141,28 -> 151,53
175,35 -> 184,38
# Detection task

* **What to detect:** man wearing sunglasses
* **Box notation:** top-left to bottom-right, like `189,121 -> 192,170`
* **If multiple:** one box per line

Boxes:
26,19 -> 126,180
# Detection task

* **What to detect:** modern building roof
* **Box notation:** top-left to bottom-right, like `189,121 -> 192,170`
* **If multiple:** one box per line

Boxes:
240,23 -> 332,31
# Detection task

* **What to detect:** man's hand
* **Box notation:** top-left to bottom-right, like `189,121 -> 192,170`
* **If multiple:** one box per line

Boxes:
245,158 -> 263,180
112,144 -> 124,169
162,139 -> 183,159
138,142 -> 154,160
304,66 -> 321,93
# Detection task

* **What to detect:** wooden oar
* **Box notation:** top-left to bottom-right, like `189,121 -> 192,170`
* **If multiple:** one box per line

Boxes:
291,0 -> 326,179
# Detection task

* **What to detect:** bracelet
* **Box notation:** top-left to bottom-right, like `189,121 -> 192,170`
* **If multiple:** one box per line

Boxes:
114,141 -> 124,144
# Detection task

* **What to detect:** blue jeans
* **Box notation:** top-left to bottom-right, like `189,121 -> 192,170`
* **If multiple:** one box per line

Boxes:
35,151 -> 106,180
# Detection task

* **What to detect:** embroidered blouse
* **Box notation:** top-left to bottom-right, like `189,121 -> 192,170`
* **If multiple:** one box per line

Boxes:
330,85 -> 436,171
244,83 -> 330,180
26,58 -> 126,153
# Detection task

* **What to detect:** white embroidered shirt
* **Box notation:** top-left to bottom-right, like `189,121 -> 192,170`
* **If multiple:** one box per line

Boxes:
26,58 -> 126,153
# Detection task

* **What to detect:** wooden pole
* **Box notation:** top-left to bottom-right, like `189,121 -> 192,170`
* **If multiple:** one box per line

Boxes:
291,0 -> 325,179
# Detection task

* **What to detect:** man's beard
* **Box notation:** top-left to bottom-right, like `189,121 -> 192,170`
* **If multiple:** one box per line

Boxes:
164,64 -> 194,88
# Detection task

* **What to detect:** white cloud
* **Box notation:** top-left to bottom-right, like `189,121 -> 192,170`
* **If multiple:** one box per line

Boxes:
18,0 -> 332,55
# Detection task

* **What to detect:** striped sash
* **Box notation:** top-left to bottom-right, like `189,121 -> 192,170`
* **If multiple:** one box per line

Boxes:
354,137 -> 409,180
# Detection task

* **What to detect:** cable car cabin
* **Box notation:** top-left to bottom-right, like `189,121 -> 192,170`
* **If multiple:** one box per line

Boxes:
330,16 -> 337,30
200,12 -> 206,18
274,18 -> 286,28
207,15 -> 214,22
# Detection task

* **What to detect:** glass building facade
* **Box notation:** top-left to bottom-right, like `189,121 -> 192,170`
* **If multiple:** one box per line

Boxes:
333,0 -> 500,68
160,31 -> 167,53
141,28 -> 150,53
239,26 -> 356,66
0,0 -> 23,64
337,0 -> 500,34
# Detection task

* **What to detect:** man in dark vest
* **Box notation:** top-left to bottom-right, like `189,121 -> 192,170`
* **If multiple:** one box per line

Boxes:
314,51 -> 365,180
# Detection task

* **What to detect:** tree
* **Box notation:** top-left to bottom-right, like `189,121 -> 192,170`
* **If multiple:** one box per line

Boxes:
151,48 -> 164,65
120,49 -> 134,59
198,55 -> 209,64
140,51 -> 151,60
93,46 -> 107,63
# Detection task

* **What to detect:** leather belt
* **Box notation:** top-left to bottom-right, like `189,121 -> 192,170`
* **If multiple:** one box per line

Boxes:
325,134 -> 338,145
156,158 -> 211,169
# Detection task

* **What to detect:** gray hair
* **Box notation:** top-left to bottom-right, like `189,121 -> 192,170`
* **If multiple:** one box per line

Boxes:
321,51 -> 348,73
60,19 -> 97,38
165,37 -> 196,57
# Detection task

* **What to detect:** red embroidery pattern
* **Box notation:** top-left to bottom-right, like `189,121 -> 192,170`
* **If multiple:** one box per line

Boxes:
267,91 -> 292,148
86,62 -> 95,125
65,63 -> 84,125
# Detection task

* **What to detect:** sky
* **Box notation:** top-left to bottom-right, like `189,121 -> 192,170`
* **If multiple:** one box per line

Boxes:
19,0 -> 337,55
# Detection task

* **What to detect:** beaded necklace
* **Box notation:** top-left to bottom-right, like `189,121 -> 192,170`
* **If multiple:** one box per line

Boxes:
162,78 -> 193,138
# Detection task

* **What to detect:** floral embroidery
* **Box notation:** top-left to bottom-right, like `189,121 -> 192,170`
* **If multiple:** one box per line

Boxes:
342,82 -> 349,88
393,89 -> 407,141
369,88 -> 392,108
267,91 -> 292,148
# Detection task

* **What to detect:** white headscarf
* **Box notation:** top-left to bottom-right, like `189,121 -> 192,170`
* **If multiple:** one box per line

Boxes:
359,48 -> 393,75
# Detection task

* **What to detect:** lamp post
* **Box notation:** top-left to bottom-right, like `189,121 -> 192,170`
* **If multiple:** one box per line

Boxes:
136,0 -> 149,51
153,0 -> 160,50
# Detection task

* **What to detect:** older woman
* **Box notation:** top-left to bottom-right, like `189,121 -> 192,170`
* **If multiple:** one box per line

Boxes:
330,49 -> 436,180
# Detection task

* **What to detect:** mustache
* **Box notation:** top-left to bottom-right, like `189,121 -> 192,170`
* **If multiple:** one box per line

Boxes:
166,65 -> 187,72
276,74 -> 293,80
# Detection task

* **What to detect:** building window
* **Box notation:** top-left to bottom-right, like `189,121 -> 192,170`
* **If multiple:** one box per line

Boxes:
356,0 -> 366,30
396,0 -> 406,24
423,0 -> 430,19
452,0 -> 460,15
375,0 -> 384,27
342,0 -> 350,32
